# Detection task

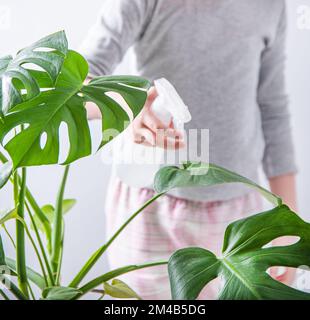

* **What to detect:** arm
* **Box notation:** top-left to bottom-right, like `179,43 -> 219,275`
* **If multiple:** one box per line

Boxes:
269,173 -> 298,285
258,2 -> 298,206
258,3 -> 297,182
80,0 -> 155,77
80,0 -> 155,119
269,174 -> 297,212
258,3 -> 298,284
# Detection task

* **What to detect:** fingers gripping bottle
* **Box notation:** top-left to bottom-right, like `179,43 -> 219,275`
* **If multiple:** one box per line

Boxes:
114,78 -> 192,188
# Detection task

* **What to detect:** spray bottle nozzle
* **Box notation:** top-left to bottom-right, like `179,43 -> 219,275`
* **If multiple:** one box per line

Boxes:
153,78 -> 192,124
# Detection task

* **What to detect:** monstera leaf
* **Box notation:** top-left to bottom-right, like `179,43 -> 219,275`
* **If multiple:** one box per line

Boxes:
155,163 -> 310,299
81,75 -> 150,149
0,31 -> 68,115
168,205 -> 310,300
154,162 -> 281,206
0,32 -> 150,169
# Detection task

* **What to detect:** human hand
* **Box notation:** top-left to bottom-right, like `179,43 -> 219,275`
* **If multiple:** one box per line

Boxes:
131,87 -> 184,149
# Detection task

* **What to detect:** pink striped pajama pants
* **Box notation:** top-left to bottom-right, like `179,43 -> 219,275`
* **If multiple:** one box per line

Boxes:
105,178 -> 262,300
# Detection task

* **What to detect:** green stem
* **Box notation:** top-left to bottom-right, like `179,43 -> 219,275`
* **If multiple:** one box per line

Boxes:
51,165 -> 70,283
22,219 -> 49,288
55,223 -> 65,285
2,224 -> 16,249
27,281 -> 36,300
14,168 -> 29,298
0,151 -> 54,287
24,186 -> 52,253
76,261 -> 168,299
25,201 -> 54,286
0,151 -> 52,253
69,192 -> 164,288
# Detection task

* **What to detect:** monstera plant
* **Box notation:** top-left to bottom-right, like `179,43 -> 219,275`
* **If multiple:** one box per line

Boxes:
155,164 -> 310,299
0,31 -> 310,300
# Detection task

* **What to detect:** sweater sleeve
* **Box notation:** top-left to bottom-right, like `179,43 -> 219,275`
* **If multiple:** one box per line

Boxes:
258,2 -> 297,178
79,0 -> 155,76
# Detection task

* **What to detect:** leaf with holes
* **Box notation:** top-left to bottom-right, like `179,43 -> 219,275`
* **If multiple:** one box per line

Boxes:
0,31 -> 68,115
81,75 -> 150,149
168,205 -> 310,300
0,47 -> 150,168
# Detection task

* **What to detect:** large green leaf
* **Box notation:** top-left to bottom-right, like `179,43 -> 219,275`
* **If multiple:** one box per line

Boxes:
0,50 -> 90,168
81,75 -> 150,149
0,31 -> 68,115
168,205 -> 310,300
154,162 -> 281,206
0,42 -> 149,169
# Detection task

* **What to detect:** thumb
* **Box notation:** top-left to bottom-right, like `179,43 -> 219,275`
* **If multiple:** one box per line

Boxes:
145,87 -> 158,109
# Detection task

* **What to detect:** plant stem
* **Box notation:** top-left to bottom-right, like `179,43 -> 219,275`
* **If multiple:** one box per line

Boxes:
51,165 -> 70,283
55,223 -> 65,285
22,219 -> 49,288
69,192 -> 164,288
27,281 -> 36,300
25,201 -> 54,286
76,260 -> 168,298
0,151 -> 52,252
2,224 -> 16,249
0,151 -> 54,288
14,168 -> 29,299
24,186 -> 52,253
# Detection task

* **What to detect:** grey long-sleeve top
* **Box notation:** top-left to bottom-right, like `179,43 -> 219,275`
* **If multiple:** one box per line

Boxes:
80,0 -> 297,202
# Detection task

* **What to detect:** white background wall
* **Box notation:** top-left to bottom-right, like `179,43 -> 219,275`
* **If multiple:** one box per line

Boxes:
0,0 -> 309,296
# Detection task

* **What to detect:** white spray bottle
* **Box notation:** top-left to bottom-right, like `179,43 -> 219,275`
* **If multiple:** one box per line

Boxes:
113,78 -> 192,188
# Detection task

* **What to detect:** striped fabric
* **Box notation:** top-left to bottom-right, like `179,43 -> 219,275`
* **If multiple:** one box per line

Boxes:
105,178 -> 263,300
